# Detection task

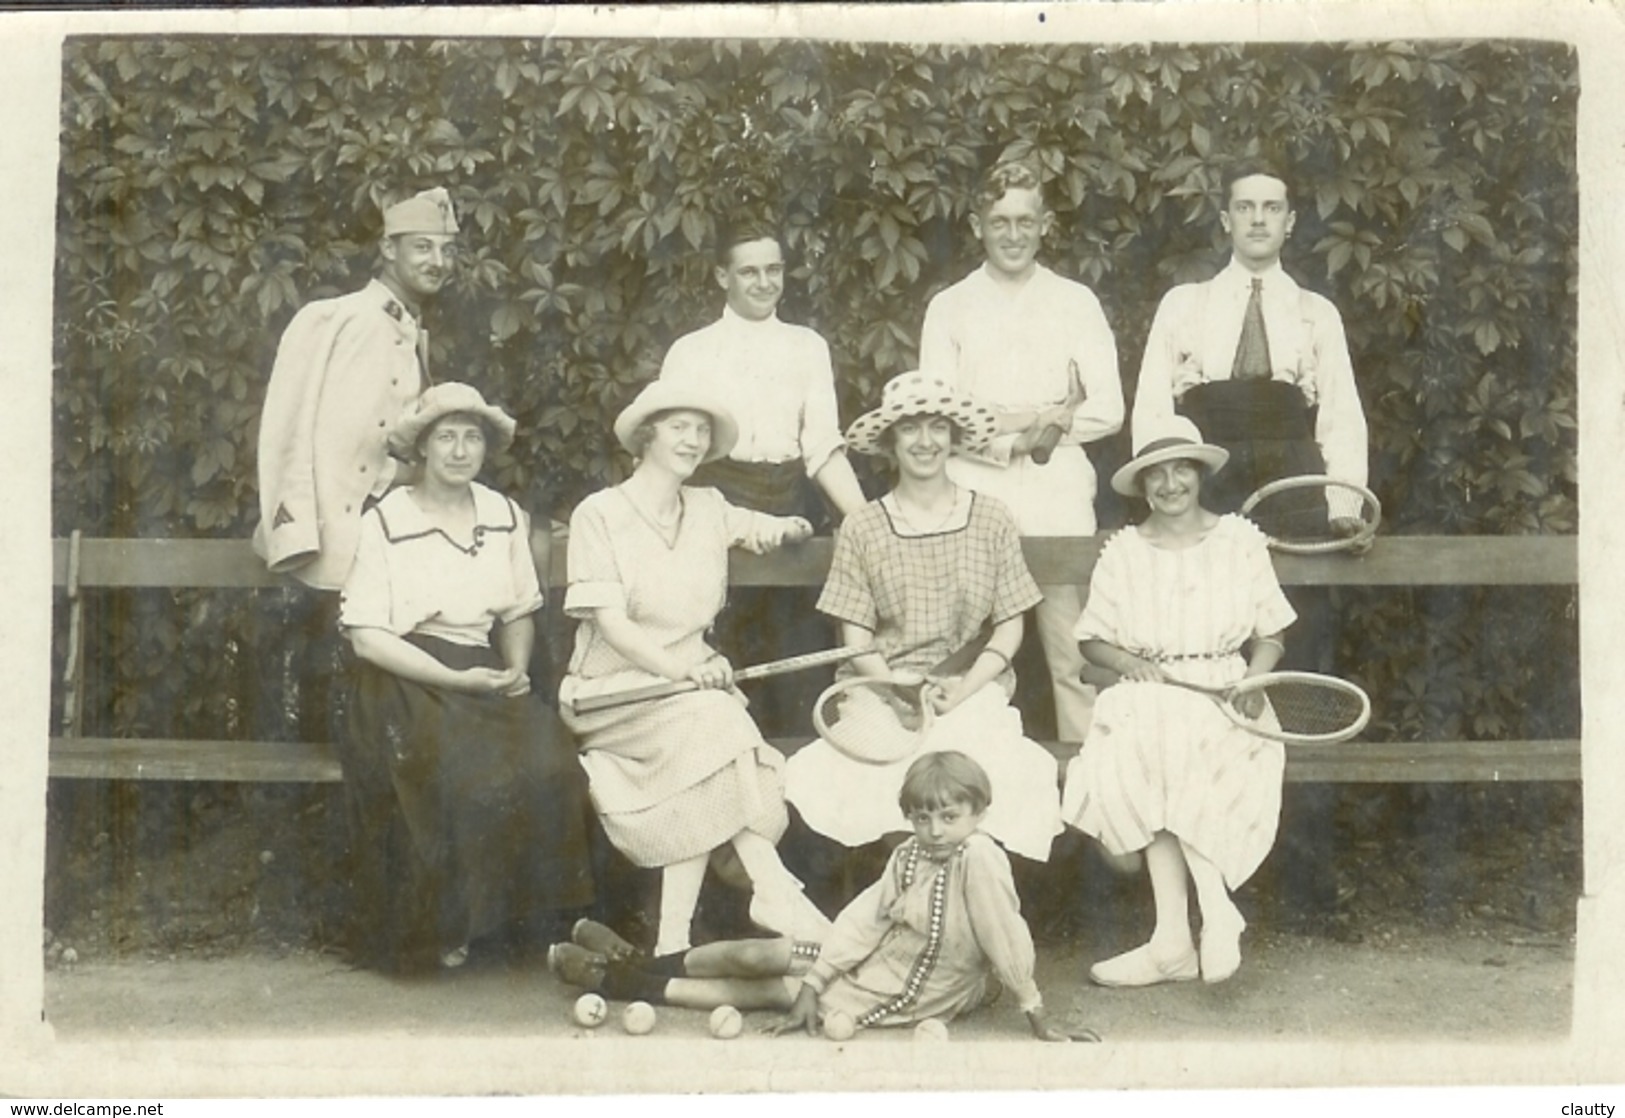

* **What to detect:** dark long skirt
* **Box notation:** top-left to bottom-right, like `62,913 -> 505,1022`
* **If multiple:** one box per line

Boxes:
340,634 -> 596,972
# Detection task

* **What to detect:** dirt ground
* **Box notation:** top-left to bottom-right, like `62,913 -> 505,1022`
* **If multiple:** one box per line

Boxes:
42,923 -> 1572,1045
37,778 -> 1581,1050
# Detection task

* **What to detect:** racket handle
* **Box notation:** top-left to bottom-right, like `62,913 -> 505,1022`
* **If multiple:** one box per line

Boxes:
1029,422 -> 1065,465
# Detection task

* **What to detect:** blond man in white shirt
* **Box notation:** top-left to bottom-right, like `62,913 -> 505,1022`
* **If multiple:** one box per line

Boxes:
919,162 -> 1124,743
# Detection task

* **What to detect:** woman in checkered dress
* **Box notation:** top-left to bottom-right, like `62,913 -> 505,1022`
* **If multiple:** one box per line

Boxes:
560,381 -> 832,957
784,372 -> 1065,864
1060,416 -> 1295,987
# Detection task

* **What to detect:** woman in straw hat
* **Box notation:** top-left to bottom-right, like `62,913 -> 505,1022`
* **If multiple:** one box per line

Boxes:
1060,415 -> 1295,987
783,371 -> 1065,868
559,381 -> 831,958
337,382 -> 596,972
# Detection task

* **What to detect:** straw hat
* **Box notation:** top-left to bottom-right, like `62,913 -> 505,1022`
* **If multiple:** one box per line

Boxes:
1109,415 -> 1229,497
389,382 -> 516,456
844,371 -> 997,456
612,380 -> 739,463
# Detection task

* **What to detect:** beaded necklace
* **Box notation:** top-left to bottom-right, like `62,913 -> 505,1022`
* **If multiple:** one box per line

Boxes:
855,837 -> 957,1029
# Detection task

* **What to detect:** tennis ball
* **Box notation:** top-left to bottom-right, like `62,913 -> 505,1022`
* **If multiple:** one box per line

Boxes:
572,992 -> 608,1028
914,1018 -> 950,1042
708,1004 -> 744,1040
622,1000 -> 658,1035
822,1010 -> 856,1041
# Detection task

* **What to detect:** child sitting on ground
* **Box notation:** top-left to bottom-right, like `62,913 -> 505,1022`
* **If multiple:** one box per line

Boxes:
549,751 -> 1097,1042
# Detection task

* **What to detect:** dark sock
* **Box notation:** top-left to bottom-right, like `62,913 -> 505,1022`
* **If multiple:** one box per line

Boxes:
598,961 -> 672,1004
643,950 -> 691,978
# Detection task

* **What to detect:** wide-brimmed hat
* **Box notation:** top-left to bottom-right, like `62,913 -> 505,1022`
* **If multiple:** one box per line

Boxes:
383,187 -> 460,236
612,380 -> 740,464
844,371 -> 997,456
389,382 -> 517,456
1110,415 -> 1229,497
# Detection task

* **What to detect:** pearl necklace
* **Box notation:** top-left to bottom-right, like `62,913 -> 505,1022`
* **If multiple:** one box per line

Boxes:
855,838 -> 956,1029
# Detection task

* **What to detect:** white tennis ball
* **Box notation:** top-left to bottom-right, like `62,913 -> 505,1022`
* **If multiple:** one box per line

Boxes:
822,1010 -> 856,1042
914,1018 -> 949,1042
708,1004 -> 744,1040
572,992 -> 607,1028
622,1000 -> 658,1035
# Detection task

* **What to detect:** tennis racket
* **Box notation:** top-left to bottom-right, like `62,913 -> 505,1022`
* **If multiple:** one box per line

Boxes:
812,634 -> 992,764
1030,359 -> 1086,465
567,646 -> 866,716
1239,474 -> 1381,554
1161,670 -> 1371,745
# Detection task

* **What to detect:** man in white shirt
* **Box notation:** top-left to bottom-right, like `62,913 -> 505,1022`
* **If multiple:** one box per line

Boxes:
659,220 -> 866,522
1134,163 -> 1369,937
919,162 -> 1124,744
1132,163 -> 1369,536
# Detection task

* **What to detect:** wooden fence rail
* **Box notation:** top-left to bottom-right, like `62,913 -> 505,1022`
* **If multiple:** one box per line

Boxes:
48,535 -> 1580,785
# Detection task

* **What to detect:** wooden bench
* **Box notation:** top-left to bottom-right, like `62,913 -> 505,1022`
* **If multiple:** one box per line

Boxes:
49,534 -> 1581,785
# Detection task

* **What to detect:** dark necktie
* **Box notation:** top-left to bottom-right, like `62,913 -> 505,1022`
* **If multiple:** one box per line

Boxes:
416,326 -> 433,386
1231,277 -> 1272,381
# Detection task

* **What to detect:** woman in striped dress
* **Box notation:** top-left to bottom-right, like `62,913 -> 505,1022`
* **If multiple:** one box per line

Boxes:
1061,416 -> 1295,987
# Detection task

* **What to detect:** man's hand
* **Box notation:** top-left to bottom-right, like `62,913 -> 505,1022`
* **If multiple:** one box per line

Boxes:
1330,515 -> 1374,555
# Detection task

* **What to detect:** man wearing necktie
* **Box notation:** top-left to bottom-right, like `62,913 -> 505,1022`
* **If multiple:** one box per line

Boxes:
252,187 -> 459,744
1131,164 -> 1368,539
1130,163 -> 1370,938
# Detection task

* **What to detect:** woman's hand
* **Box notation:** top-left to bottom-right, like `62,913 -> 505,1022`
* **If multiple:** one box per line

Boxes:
924,677 -> 969,716
1119,656 -> 1168,684
461,666 -> 529,696
764,986 -> 821,1037
684,655 -> 735,691
1027,1008 -> 1101,1043
1231,687 -> 1267,721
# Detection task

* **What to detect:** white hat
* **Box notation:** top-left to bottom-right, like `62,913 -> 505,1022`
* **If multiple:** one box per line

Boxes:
844,371 -> 997,456
390,382 -> 516,456
612,380 -> 740,464
383,187 -> 460,236
1109,415 -> 1229,497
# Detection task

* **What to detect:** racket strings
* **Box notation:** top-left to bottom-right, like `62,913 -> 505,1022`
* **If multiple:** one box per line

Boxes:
817,681 -> 929,764
1247,488 -> 1333,544
1253,680 -> 1366,736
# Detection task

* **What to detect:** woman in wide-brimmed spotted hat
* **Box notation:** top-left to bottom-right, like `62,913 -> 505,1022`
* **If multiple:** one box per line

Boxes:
785,371 -> 1064,875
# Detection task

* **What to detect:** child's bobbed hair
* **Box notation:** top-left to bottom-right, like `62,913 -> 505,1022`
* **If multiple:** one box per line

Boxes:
898,750 -> 992,815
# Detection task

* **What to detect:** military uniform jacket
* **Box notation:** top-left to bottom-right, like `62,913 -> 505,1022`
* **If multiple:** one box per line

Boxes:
253,278 -> 425,590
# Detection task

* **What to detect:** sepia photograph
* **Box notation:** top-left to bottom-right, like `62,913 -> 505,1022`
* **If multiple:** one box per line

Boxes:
1,0 -> 1620,1103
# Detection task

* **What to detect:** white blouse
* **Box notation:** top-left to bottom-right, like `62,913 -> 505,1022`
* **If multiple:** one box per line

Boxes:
339,482 -> 543,648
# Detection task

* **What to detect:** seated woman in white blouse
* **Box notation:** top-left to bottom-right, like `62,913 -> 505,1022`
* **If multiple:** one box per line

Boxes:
338,383 -> 596,972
